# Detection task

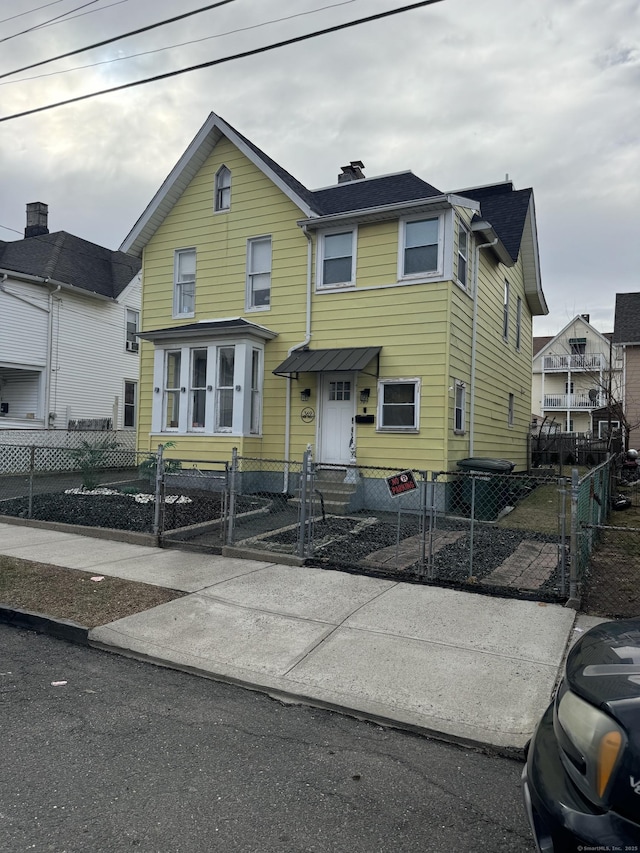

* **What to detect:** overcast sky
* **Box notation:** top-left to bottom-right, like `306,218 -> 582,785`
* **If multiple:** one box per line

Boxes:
1,0 -> 638,336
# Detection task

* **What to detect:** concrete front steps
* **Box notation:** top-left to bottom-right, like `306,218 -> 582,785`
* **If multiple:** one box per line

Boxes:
289,467 -> 357,516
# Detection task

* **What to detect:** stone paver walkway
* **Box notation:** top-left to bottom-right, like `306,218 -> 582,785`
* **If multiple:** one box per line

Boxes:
363,530 -> 465,571
481,540 -> 559,589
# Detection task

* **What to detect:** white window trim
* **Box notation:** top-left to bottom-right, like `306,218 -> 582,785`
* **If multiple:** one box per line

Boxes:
214,165 -> 231,213
508,392 -> 515,428
125,308 -> 140,353
151,338 -> 264,437
398,214 -> 445,282
245,235 -> 272,312
316,227 -> 358,290
503,279 -> 510,341
516,295 -> 522,351
456,221 -> 470,291
376,378 -> 421,432
123,380 -> 137,429
173,248 -> 196,319
188,348 -> 208,433
454,380 -> 466,434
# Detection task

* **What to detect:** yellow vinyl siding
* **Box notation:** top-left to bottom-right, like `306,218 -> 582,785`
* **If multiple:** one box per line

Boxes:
136,132 -> 537,473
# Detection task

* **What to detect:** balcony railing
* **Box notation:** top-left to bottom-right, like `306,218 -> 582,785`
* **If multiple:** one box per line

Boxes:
543,353 -> 604,371
543,393 -> 603,409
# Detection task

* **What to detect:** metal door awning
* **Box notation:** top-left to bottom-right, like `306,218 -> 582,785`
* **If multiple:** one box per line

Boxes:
273,346 -> 381,378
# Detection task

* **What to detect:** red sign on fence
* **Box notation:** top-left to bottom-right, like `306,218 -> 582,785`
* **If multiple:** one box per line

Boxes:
386,470 -> 418,498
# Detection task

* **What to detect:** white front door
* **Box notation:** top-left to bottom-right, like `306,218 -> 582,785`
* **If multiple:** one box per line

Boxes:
319,373 -> 355,465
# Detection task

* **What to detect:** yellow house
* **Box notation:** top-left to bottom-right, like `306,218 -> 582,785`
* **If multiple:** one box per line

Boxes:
121,113 -> 547,475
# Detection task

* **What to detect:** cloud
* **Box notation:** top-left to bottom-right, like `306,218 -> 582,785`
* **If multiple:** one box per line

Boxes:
0,0 -> 638,335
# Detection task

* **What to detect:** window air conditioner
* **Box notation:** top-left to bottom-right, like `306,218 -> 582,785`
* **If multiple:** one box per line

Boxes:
126,340 -> 139,353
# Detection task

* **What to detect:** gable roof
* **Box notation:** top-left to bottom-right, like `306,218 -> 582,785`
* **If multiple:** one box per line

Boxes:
0,231 -> 140,299
534,314 -> 612,360
613,292 -> 640,344
120,113 -> 546,314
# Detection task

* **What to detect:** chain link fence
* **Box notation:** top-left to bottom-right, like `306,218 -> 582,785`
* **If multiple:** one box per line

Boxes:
2,441 -> 634,613
579,457 -> 640,619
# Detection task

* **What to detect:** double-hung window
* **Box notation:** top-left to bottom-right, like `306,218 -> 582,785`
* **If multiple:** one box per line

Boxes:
401,217 -> 441,278
215,346 -> 235,432
508,392 -> 515,427
250,348 -> 261,435
189,349 -> 207,430
246,236 -> 272,309
124,380 -> 137,428
125,309 -> 139,352
502,280 -> 510,340
214,165 -> 231,212
454,381 -> 466,433
174,248 -> 195,317
456,222 -> 469,290
164,351 -> 181,430
318,230 -> 355,288
377,379 -> 420,431
516,296 -> 522,351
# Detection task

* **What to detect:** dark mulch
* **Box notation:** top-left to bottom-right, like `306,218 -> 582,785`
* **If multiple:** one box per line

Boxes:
261,513 -> 562,594
0,490 -> 228,533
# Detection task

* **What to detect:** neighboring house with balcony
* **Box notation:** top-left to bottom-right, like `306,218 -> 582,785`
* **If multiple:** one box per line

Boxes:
0,203 -> 141,437
532,314 -> 622,436
613,292 -> 640,449
121,112 -> 547,475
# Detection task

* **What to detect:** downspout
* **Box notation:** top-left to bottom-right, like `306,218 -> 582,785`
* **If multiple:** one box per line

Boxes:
283,225 -> 313,491
469,238 -> 498,456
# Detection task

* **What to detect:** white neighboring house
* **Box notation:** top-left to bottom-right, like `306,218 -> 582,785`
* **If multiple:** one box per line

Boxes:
532,313 -> 622,436
0,203 -> 141,436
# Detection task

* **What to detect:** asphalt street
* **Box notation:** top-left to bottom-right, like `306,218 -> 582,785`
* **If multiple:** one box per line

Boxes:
0,625 -> 535,853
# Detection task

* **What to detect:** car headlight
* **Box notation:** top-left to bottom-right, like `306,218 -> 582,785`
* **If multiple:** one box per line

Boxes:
553,685 -> 626,807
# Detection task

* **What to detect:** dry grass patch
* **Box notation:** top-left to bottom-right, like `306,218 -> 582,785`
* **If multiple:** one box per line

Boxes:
0,555 -> 184,628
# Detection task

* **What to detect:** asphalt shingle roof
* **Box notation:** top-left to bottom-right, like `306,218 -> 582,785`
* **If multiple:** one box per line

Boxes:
0,231 -> 140,298
613,292 -> 640,343
311,172 -> 443,215
459,182 -> 532,263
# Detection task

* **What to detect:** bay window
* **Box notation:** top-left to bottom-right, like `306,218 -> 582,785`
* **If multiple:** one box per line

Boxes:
151,336 -> 266,436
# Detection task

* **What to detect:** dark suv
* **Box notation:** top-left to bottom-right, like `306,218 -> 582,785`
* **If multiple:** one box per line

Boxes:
522,618 -> 640,852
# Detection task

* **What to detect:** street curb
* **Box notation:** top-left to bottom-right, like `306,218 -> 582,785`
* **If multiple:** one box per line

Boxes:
0,604 -> 89,645
88,638 -> 528,762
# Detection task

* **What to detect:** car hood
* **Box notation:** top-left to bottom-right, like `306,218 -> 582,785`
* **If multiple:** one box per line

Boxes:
566,618 -> 640,726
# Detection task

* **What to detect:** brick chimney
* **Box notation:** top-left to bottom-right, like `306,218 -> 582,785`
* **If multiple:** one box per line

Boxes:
25,202 -> 49,238
338,161 -> 365,183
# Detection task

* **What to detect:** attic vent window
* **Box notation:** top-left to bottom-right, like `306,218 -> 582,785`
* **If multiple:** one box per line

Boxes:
215,165 -> 231,211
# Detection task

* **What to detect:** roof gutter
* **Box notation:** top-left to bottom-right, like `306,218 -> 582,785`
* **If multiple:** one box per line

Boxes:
0,267 -> 115,301
470,222 -> 513,267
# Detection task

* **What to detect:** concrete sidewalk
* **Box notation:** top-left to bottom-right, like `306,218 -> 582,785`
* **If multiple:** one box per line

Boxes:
0,521 -> 589,753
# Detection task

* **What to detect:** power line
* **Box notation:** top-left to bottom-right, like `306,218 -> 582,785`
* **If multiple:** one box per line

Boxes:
0,0 -> 239,80
0,0 -> 445,122
0,0 -> 359,88
0,0 -> 102,44
26,0 -> 139,32
0,0 -> 70,27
